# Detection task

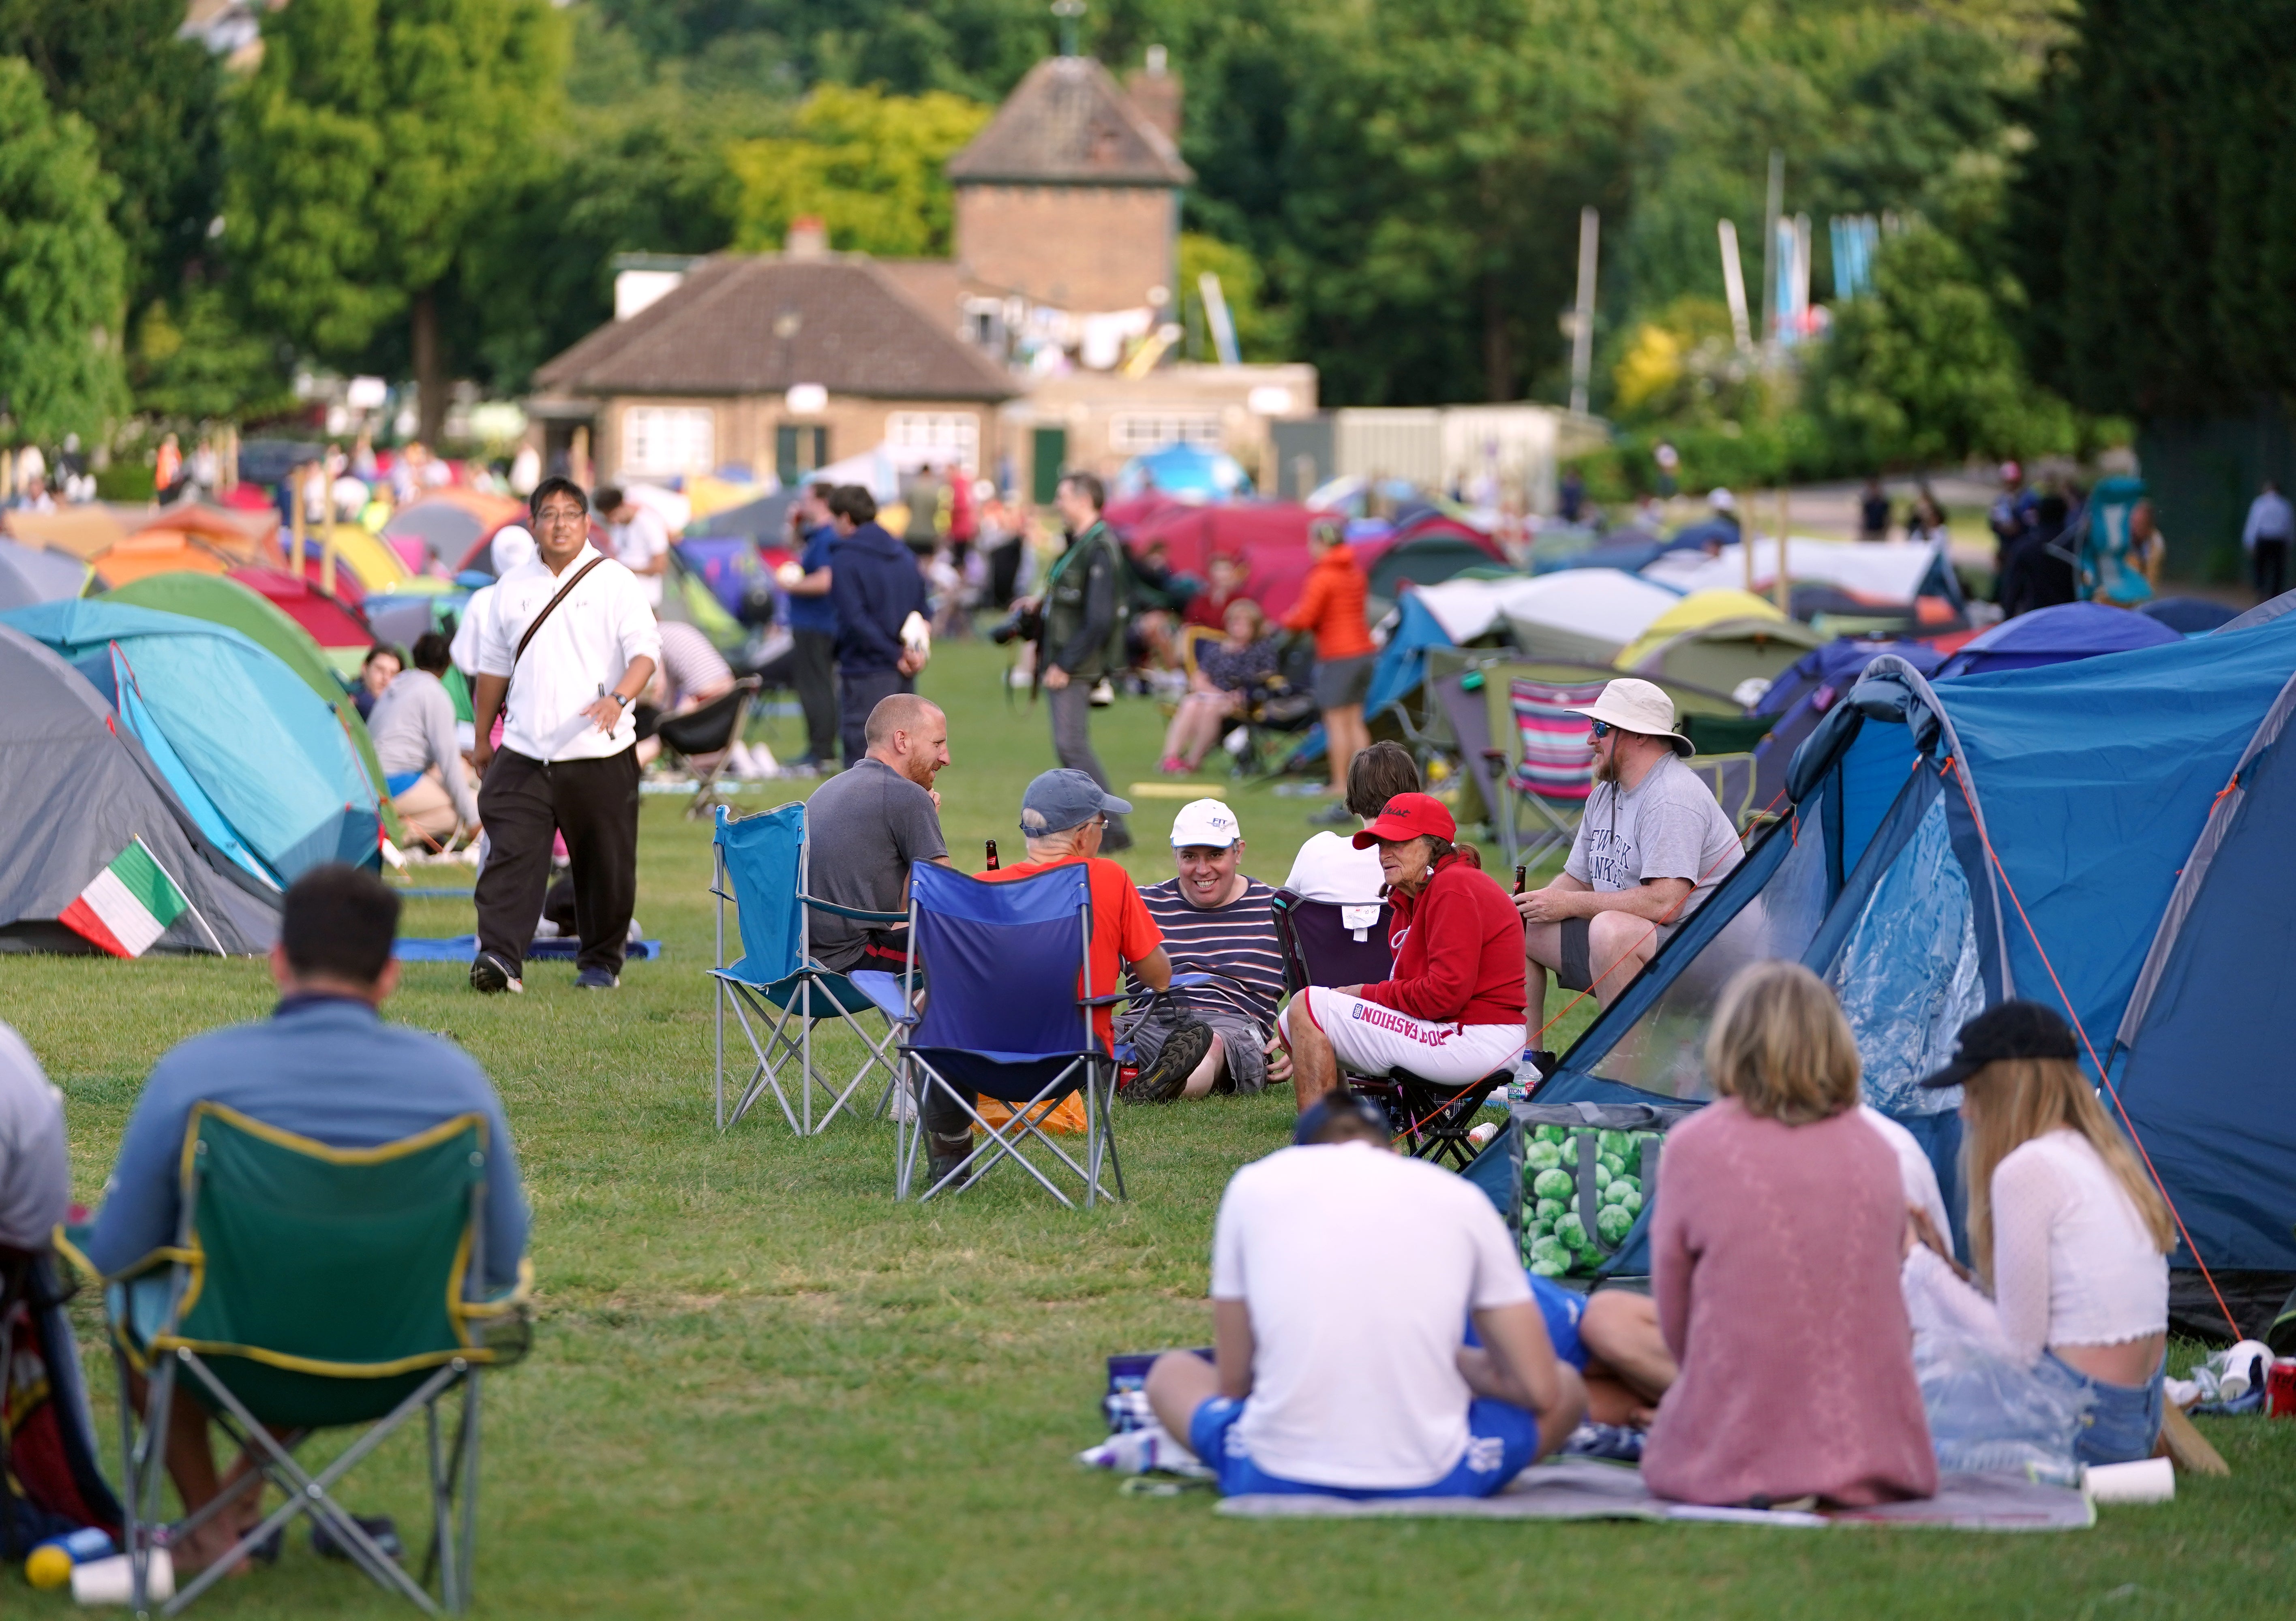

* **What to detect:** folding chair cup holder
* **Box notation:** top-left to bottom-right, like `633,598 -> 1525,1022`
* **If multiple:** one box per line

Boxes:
867,861 -> 1127,1208
659,676 -> 762,820
712,803 -> 907,1135
64,1102 -> 531,1618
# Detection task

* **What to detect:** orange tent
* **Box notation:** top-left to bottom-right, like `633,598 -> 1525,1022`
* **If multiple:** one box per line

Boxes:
2,505 -> 134,558
86,531 -> 240,588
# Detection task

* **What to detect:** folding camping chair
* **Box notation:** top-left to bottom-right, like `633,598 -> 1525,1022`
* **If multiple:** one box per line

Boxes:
710,802 -> 904,1134
655,676 -> 763,820
1269,891 -> 1508,1169
857,862 -> 1124,1207
73,1103 -> 528,1617
1483,674 -> 1611,873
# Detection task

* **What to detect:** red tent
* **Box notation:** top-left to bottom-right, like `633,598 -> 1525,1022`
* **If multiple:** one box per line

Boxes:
228,567 -> 374,650
1112,500 -> 1501,620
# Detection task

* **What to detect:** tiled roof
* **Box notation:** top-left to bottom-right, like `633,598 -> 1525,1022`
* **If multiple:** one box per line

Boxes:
946,57 -> 1192,188
531,257 -> 1017,402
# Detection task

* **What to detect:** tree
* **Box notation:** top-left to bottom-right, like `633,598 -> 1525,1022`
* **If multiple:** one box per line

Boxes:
1810,226 -> 2072,468
223,0 -> 569,443
0,58 -> 129,445
1178,232 -> 1292,361
131,284 -> 297,427
726,85 -> 990,258
0,0 -> 224,309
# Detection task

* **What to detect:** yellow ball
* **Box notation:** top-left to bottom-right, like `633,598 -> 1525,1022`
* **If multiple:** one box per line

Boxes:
26,1544 -> 73,1589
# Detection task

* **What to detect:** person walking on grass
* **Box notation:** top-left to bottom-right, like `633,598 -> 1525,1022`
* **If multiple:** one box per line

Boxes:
1022,472 -> 1132,850
1284,518 -> 1376,823
469,477 -> 659,993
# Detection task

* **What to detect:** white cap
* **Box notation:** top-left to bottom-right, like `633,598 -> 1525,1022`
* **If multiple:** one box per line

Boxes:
1707,487 -> 1737,513
1169,798 -> 1242,849
491,525 -> 537,574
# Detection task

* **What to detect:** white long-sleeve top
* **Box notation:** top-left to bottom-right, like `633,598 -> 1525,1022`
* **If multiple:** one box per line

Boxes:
2243,490 -> 2293,549
1903,1129 -> 2166,1365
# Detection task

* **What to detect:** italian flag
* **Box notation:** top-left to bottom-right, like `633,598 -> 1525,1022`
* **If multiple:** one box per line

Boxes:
60,839 -> 190,958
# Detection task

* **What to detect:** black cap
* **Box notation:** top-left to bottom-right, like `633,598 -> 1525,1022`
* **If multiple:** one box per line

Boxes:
1294,1090 -> 1392,1147
1919,1000 -> 2078,1089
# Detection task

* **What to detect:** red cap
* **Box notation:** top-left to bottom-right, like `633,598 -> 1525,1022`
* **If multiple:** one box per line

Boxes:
1351,792 -> 1456,849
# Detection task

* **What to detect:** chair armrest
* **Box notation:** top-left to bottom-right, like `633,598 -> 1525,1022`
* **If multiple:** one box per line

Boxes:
53,1223 -> 182,1288
850,970 -> 918,1023
800,894 -> 910,925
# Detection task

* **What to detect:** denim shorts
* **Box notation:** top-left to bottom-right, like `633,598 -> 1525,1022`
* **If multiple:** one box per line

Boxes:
2047,1352 -> 2165,1467
1189,1395 -> 1538,1499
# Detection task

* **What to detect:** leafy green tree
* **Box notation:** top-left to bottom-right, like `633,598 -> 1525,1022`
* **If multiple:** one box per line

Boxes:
130,283 -> 297,426
1810,226 -> 2071,468
726,84 -> 990,257
0,58 -> 129,445
224,0 -> 569,443
1178,231 -> 1291,361
0,0 -> 223,309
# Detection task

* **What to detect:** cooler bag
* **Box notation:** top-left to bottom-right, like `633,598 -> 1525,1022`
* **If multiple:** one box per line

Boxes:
1508,1101 -> 1698,1280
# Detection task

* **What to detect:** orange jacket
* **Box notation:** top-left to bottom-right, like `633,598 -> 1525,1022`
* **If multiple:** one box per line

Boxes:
1283,544 -> 1375,660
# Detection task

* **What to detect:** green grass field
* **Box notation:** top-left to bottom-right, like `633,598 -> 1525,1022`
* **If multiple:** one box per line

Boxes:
2,638 -> 2289,1618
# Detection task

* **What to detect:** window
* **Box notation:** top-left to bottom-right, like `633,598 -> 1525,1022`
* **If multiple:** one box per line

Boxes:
621,406 -> 715,476
885,411 -> 979,473
1110,412 -> 1223,454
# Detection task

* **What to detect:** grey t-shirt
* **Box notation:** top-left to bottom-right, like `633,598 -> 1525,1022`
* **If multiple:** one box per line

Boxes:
1564,754 -> 1743,930
804,758 -> 948,970
0,1021 -> 70,1251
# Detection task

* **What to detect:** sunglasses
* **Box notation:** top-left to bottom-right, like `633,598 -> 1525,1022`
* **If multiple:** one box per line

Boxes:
1588,719 -> 1613,740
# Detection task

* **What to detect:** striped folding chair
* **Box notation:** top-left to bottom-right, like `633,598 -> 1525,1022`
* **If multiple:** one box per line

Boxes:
1488,674 -> 1610,870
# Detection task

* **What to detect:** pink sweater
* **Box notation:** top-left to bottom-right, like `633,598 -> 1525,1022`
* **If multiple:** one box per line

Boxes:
1641,1098 -> 1937,1507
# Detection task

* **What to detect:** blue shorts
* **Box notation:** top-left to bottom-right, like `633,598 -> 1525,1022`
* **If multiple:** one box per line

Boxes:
1188,1395 -> 1539,1500
1461,1273 -> 1588,1371
2049,1352 -> 2165,1467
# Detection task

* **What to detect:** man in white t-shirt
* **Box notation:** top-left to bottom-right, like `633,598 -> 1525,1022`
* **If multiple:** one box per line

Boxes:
597,485 -> 671,608
1146,1092 -> 1585,1498
1516,679 -> 1741,1045
1282,740 -> 1420,904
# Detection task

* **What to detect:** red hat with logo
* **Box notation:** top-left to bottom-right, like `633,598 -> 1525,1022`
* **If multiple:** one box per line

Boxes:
1351,792 -> 1457,849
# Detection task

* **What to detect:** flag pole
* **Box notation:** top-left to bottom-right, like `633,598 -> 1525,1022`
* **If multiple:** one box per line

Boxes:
135,836 -> 228,957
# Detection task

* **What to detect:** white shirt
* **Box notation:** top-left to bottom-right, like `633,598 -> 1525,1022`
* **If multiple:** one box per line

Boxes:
1283,830 -> 1386,905
1859,1106 -> 1951,1238
2243,490 -> 2293,550
475,543 -> 661,763
609,507 -> 671,606
1210,1142 -> 1532,1489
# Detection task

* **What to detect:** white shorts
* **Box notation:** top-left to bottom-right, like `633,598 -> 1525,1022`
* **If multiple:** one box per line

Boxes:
1279,988 -> 1522,1086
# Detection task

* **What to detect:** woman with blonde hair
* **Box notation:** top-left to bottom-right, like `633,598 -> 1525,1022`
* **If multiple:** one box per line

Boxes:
1159,597 -> 1277,774
1640,959 -> 1937,1507
1906,1001 -> 2173,1465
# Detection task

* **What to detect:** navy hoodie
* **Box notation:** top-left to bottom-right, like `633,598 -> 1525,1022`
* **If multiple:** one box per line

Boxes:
829,521 -> 926,673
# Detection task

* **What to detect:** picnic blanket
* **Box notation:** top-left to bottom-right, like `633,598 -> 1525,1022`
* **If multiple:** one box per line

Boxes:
1217,1456 -> 2092,1531
392,935 -> 663,962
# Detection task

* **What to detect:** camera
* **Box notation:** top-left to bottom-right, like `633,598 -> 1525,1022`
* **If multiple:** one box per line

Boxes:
988,602 -> 1043,645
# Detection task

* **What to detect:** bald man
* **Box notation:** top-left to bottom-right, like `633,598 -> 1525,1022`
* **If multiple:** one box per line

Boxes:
803,693 -> 954,971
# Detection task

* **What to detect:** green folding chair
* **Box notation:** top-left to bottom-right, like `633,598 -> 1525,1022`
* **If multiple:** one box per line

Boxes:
66,1103 -> 530,1617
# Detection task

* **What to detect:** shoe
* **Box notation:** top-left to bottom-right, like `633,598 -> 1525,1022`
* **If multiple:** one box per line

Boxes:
1124,1019 -> 1216,1103
925,1151 -> 976,1193
1088,678 -> 1115,707
311,1512 -> 403,1563
1561,1422 -> 1645,1463
1158,755 -> 1187,775
469,952 -> 523,994
575,966 -> 620,990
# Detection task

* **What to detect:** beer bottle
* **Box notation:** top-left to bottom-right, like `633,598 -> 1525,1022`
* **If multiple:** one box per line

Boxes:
1514,865 -> 1527,895
985,839 -> 1001,871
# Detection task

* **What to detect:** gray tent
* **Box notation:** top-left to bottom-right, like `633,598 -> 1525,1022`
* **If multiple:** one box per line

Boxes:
0,538 -> 84,609
0,625 -> 278,955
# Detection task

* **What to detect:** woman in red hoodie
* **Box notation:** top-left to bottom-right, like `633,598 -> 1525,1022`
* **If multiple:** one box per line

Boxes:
1278,793 -> 1526,1110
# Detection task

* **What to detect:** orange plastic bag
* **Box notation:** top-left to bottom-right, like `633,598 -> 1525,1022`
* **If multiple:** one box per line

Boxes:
972,1093 -> 1088,1135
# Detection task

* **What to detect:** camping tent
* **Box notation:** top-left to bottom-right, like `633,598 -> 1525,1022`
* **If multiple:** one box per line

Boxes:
0,625 -> 279,955
280,524 -> 410,596
227,568 -> 374,665
1936,601 -> 2180,677
1614,588 -> 1825,697
0,601 -> 381,884
1363,524 -> 1505,607
1536,616 -> 2296,1326
0,538 -> 86,607
1644,536 -> 1960,612
2140,597 -> 2240,634
1502,571 -> 1682,664
86,531 -> 236,588
383,489 -> 525,573
1747,637 -> 1947,813
1116,442 -> 1255,502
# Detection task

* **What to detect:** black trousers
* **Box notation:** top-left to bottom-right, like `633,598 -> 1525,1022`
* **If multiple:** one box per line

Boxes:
839,665 -> 911,766
475,746 -> 640,975
790,629 -> 840,764
2255,539 -> 2288,602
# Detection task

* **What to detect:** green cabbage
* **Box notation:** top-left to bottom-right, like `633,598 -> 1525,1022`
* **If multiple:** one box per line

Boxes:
1532,1168 -> 1573,1201
1534,1197 -> 1565,1221
1555,1212 -> 1587,1249
1597,1204 -> 1635,1245
1525,1140 -> 1561,1173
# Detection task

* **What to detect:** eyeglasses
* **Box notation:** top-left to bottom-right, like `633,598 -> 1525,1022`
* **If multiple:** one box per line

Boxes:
1588,719 -> 1613,740
534,505 -> 587,526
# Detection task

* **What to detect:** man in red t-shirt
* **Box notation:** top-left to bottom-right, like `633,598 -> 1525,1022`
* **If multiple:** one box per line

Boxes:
930,771 -> 1171,1188
1283,519 -> 1377,815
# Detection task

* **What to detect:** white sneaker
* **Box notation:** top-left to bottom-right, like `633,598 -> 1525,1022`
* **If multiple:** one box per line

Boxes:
887,1086 -> 917,1123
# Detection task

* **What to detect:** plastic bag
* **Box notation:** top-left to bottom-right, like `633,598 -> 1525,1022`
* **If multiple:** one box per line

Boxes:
1903,1249 -> 2090,1485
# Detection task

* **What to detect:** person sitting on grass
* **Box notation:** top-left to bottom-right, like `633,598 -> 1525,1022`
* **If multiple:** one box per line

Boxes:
1516,678 -> 1743,1054
929,771 -> 1171,1191
1277,793 -> 1525,1114
1639,960 -> 1936,1508
1117,799 -> 1292,1105
77,866 -> 531,1575
1146,1091 -> 1585,1499
1159,599 -> 1278,775
353,642 -> 403,721
1901,1002 -> 2174,1468
802,693 -> 952,975
367,631 -> 481,847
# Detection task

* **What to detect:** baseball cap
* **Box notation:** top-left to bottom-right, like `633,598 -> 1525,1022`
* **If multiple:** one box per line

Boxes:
490,525 -> 536,574
1567,678 -> 1694,758
1351,791 -> 1456,849
1169,798 -> 1242,849
1918,1001 -> 2078,1089
1293,1089 -> 1393,1147
1019,768 -> 1131,836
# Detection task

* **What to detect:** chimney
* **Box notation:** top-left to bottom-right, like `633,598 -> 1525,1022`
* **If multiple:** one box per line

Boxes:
786,216 -> 829,260
1127,45 -> 1181,144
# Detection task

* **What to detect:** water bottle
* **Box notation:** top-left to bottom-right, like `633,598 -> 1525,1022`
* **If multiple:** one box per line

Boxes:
25,1527 -> 115,1590
985,838 -> 1000,870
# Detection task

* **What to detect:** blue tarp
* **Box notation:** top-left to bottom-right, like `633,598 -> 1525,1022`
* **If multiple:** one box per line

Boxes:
0,601 -> 380,880
1364,593 -> 1452,719
1936,601 -> 2179,677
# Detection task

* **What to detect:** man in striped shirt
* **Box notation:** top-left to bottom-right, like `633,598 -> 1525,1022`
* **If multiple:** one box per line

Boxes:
1120,799 -> 1294,1103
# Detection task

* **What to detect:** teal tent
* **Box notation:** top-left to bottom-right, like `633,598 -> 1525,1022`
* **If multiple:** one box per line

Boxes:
0,601 -> 381,882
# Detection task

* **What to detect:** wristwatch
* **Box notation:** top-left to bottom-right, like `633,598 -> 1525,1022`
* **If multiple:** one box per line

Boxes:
611,691 -> 633,710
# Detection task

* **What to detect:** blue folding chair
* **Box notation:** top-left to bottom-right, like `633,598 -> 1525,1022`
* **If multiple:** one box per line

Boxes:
711,803 -> 905,1134
854,861 -> 1124,1206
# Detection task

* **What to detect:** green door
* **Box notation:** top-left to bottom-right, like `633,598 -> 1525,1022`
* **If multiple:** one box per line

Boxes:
776,426 -> 829,487
1031,427 -> 1067,505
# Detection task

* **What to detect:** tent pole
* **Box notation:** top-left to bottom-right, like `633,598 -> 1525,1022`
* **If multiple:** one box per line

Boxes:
320,467 -> 337,597
291,467 -> 307,581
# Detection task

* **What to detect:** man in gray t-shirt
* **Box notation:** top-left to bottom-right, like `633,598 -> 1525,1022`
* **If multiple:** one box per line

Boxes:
803,693 -> 952,972
1516,680 -> 1743,1044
